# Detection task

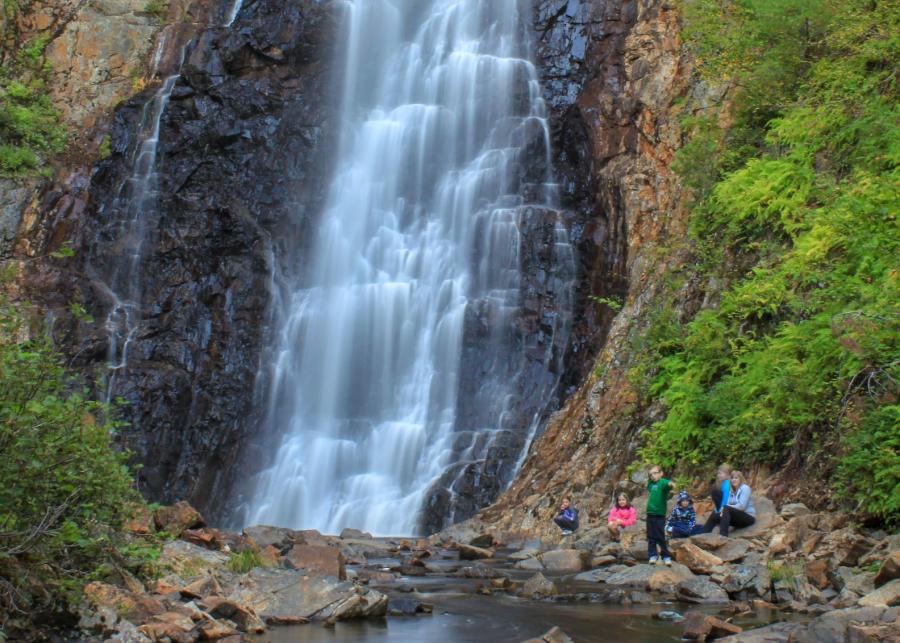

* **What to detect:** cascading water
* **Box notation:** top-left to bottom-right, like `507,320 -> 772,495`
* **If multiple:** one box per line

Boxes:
247,0 -> 573,536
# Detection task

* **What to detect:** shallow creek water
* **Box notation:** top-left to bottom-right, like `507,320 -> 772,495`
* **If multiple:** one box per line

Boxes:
253,544 -> 785,643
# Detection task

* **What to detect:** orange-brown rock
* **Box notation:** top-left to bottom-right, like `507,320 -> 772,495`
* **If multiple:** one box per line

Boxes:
681,611 -> 742,640
183,528 -> 223,550
258,545 -> 281,568
180,574 -> 222,600
122,504 -> 155,535
875,551 -> 900,588
458,544 -> 494,560
82,581 -> 165,624
195,618 -> 239,640
199,597 -> 266,634
154,501 -> 206,536
284,544 -> 346,580
805,558 -> 832,590
674,542 -> 725,575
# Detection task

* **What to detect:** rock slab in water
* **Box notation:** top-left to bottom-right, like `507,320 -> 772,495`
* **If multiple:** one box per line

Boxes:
677,578 -> 730,604
458,544 -> 494,560
228,568 -> 387,624
539,549 -> 589,573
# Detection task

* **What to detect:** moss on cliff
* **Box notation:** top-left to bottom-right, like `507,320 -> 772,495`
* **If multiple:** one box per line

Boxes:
640,0 -> 899,524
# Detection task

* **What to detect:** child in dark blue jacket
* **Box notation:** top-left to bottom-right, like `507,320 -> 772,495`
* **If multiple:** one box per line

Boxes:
666,491 -> 702,538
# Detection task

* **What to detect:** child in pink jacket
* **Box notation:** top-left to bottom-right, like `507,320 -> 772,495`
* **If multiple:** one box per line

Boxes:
607,493 -> 637,541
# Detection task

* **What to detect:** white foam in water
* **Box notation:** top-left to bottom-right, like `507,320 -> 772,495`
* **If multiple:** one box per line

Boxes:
247,0 -> 572,535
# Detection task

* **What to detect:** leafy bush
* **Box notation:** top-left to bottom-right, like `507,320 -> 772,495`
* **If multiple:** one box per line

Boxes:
639,0 -> 899,524
0,20 -> 67,176
0,294 -> 146,631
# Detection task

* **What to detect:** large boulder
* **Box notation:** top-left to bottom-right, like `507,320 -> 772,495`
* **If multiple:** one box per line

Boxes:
858,579 -> 900,607
159,540 -> 229,577
673,542 -> 725,574
198,597 -> 266,634
153,501 -> 205,536
779,503 -> 810,520
677,578 -> 730,604
815,528 -> 875,568
458,544 -> 494,560
514,557 -> 545,571
284,544 -> 347,580
787,605 -> 894,643
228,568 -> 387,624
243,525 -> 301,550
80,582 -> 165,631
720,565 -> 759,595
681,611 -> 742,640
686,534 -> 751,563
717,622 -> 802,642
875,551 -> 900,588
834,566 -> 875,595
539,549 -> 589,573
339,528 -> 373,540
730,497 -> 781,539
522,572 -> 558,598
604,563 -> 696,592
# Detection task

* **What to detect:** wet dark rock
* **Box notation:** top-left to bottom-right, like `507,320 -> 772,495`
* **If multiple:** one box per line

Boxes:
37,0 -> 339,518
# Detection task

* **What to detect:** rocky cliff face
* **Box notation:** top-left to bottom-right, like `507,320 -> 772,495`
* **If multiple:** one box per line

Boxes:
10,0 -> 339,518
475,0 -> 695,539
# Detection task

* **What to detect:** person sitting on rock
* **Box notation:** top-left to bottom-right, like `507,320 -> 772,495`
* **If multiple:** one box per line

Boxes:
666,490 -> 702,538
709,463 -> 732,519
703,470 -> 756,537
607,493 -> 637,542
553,498 -> 579,535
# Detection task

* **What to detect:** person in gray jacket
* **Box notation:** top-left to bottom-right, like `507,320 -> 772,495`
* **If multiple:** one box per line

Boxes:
703,470 -> 756,536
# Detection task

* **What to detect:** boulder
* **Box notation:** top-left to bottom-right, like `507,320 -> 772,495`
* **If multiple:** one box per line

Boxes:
179,574 -> 222,600
539,549 -> 589,573
858,579 -> 900,607
123,505 -> 155,535
339,528 -> 373,540
590,555 -> 617,568
720,565 -> 759,595
677,578 -> 730,604
674,542 -> 725,574
779,503 -> 810,520
195,618 -> 238,639
875,551 -> 900,588
81,582 -> 165,627
457,564 -> 509,579
228,568 -> 387,624
730,497 -> 781,539
160,540 -> 229,577
387,598 -> 434,615
198,597 -> 266,633
717,622 -> 802,642
816,528 -> 874,568
574,569 -> 616,583
716,539 -> 751,563
284,544 -> 346,580
522,626 -> 574,643
243,525 -> 300,550
153,501 -> 205,536
834,566 -> 875,595
522,572 -> 558,598
787,605 -> 891,643
356,569 -> 396,584
515,557 -> 545,571
509,548 -> 541,561
182,528 -> 223,550
804,559 -> 831,590
605,563 -> 696,592
138,613 -> 194,643
681,611 -> 742,640
458,544 -> 494,560
469,533 -> 495,548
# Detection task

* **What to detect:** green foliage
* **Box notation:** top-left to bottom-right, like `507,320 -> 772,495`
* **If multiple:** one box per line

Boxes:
0,15 -> 67,177
640,0 -> 899,523
0,294 -> 147,628
226,549 -> 267,574
589,295 -> 624,312
143,0 -> 169,24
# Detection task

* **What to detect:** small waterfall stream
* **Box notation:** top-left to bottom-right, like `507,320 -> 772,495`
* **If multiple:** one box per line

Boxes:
247,0 -> 573,535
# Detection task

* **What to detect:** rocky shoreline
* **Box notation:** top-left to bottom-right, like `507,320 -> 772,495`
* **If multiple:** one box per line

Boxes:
73,496 -> 898,642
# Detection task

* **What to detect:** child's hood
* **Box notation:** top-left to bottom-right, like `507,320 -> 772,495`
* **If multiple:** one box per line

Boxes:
676,490 -> 694,505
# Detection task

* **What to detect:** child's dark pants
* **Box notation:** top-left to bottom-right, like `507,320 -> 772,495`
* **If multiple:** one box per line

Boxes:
646,515 -> 670,558
554,516 -> 577,531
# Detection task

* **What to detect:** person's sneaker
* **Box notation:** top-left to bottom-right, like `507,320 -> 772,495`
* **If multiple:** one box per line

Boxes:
663,557 -> 673,566
648,555 -> 659,564
561,529 -> 573,535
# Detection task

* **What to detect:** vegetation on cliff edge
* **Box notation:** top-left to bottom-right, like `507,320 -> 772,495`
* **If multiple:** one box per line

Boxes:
640,0 -> 898,524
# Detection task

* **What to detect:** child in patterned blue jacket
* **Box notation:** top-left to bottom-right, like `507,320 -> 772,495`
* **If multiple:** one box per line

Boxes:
666,491 -> 702,538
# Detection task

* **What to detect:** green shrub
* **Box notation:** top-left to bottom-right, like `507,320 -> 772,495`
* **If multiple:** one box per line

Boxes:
0,294 -> 146,630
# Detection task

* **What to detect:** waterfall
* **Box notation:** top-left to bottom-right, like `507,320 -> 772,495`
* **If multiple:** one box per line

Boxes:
247,0 -> 573,536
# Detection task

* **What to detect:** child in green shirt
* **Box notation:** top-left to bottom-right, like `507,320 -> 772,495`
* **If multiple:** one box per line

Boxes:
646,465 -> 674,564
